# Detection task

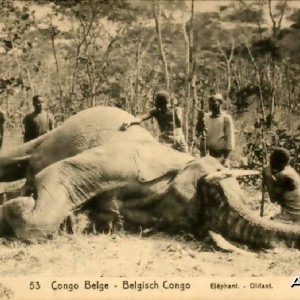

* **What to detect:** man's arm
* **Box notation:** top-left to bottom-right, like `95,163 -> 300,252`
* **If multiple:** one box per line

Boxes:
0,110 -> 5,149
223,115 -> 235,158
48,113 -> 55,131
174,107 -> 183,128
22,116 -> 29,142
134,110 -> 154,124
22,116 -> 27,135
121,109 -> 156,130
262,166 -> 286,204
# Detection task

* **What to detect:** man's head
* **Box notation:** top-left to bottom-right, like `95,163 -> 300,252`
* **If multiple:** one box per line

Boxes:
32,95 -> 44,113
270,147 -> 291,173
154,90 -> 169,110
208,93 -> 224,113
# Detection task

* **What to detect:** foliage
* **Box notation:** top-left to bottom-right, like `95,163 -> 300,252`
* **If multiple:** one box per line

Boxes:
242,124 -> 300,173
0,0 -> 299,168
225,6 -> 265,24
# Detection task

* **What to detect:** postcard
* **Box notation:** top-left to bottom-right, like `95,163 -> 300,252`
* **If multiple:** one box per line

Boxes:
0,0 -> 299,299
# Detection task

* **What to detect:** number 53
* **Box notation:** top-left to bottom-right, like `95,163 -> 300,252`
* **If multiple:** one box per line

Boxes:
30,281 -> 40,290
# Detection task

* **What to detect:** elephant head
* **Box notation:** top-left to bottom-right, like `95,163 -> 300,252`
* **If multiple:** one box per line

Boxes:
197,174 -> 300,249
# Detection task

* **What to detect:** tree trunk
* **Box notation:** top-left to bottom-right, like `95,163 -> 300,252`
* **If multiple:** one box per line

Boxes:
244,37 -> 266,121
50,26 -> 64,116
134,37 -> 142,113
182,20 -> 190,141
153,0 -> 170,92
182,0 -> 195,147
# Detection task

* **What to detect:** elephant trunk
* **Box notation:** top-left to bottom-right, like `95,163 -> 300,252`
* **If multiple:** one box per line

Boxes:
201,177 -> 300,248
0,134 -> 48,182
0,132 -> 48,157
1,176 -> 72,240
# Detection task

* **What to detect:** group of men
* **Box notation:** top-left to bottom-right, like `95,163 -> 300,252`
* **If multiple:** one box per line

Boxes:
0,91 -> 300,224
123,90 -> 300,224
122,90 -> 235,166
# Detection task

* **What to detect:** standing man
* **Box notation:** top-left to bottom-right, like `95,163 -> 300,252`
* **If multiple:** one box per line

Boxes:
121,90 -> 188,153
22,95 -> 55,142
197,93 -> 235,166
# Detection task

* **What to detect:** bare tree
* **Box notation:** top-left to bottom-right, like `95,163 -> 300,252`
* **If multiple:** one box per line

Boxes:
153,0 -> 170,92
49,25 -> 64,113
268,0 -> 288,38
216,39 -> 235,109
182,0 -> 195,146
243,35 -> 266,121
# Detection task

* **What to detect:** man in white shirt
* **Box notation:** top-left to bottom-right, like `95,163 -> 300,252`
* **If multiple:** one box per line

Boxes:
197,93 -> 235,166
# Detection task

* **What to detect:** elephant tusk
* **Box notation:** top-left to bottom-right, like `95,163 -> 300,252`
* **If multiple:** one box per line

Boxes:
204,169 -> 260,184
207,230 -> 256,256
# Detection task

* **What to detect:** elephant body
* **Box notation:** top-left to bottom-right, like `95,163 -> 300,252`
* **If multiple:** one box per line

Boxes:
0,106 -> 300,249
0,107 -> 137,181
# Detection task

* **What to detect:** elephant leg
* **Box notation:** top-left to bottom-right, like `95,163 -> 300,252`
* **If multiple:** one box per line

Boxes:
121,208 -> 159,228
60,211 -> 91,235
87,196 -> 124,233
0,204 -> 15,237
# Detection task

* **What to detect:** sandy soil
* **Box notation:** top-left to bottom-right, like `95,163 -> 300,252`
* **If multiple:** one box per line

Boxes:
0,185 -> 299,278
0,231 -> 299,278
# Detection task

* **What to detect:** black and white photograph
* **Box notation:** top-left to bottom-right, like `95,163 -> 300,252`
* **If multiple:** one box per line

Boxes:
0,0 -> 300,299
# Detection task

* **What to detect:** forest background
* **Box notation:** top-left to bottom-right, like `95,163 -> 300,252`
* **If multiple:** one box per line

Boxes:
1,0 -> 300,170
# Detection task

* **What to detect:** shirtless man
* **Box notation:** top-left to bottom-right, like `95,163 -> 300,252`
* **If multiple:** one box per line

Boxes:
262,147 -> 300,223
122,90 -> 188,153
22,95 -> 55,142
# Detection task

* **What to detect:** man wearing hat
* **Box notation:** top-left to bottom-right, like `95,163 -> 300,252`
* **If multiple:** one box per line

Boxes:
22,95 -> 55,142
198,93 -> 235,166
121,90 -> 188,153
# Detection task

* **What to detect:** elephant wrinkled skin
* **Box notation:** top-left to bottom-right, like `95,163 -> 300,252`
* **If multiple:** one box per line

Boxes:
0,107 -> 137,182
0,106 -> 300,250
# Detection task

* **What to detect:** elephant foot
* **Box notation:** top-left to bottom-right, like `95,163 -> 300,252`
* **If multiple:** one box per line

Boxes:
0,205 -> 14,237
82,196 -> 125,234
88,211 -> 124,234
2,197 -> 58,241
60,212 -> 92,235
0,197 -> 36,238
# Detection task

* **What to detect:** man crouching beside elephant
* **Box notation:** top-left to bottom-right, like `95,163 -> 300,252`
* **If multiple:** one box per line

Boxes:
262,147 -> 300,223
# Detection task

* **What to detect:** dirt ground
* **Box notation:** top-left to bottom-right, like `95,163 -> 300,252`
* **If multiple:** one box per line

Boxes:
0,185 -> 300,278
0,229 -> 300,278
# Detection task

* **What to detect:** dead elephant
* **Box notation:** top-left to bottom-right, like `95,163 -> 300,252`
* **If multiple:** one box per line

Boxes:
0,107 -> 299,250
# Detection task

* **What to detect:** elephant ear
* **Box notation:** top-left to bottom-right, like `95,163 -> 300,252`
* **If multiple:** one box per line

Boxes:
134,142 -> 193,182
